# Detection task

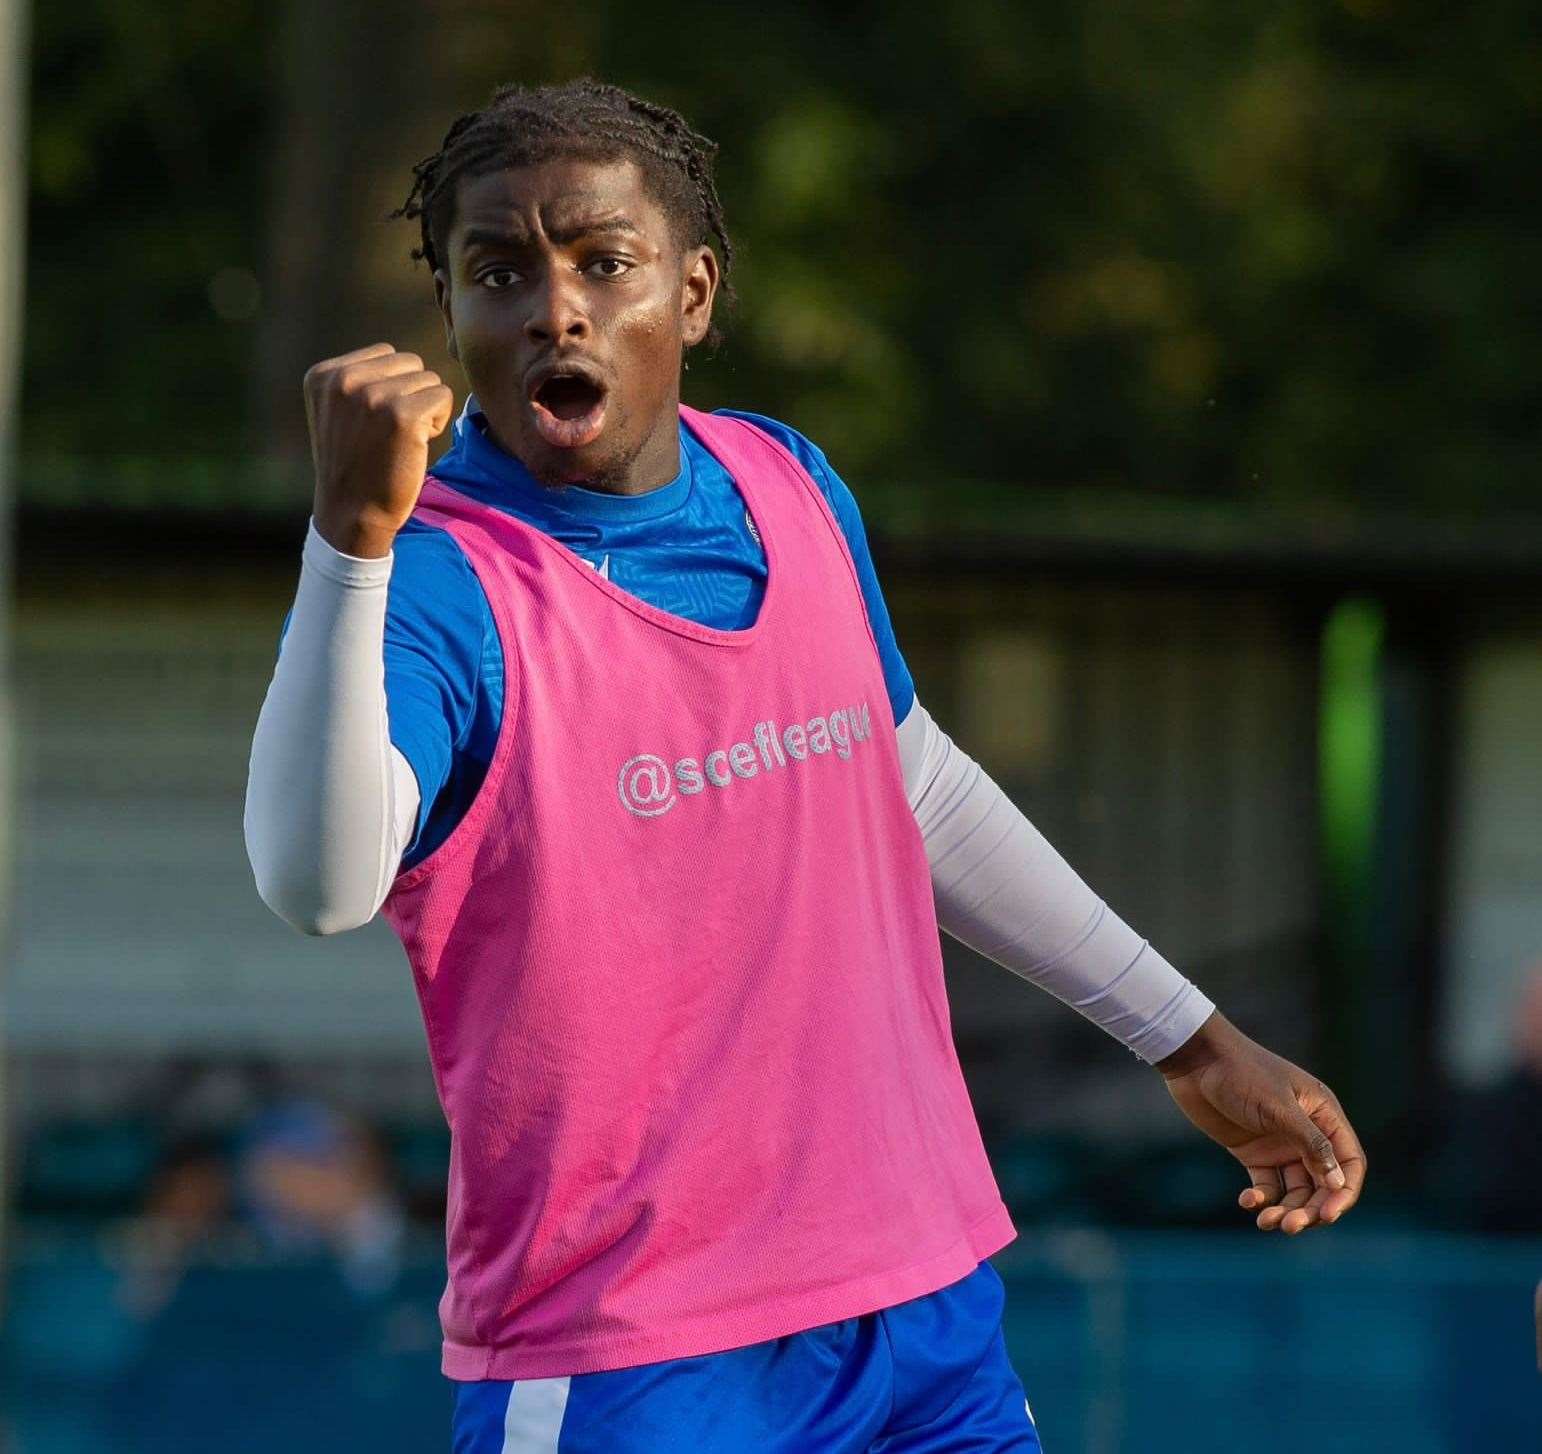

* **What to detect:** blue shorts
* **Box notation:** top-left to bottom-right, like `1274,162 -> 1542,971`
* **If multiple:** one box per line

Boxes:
450,1260 -> 1040,1452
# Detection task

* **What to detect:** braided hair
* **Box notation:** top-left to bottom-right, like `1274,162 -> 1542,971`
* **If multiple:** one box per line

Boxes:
392,79 -> 734,343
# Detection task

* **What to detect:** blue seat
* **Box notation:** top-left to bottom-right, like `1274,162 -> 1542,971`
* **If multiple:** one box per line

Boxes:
17,1121 -> 159,1215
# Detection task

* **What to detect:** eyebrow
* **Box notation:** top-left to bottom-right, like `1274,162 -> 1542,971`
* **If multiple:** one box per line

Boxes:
550,215 -> 643,245
457,226 -> 527,253
458,216 -> 644,253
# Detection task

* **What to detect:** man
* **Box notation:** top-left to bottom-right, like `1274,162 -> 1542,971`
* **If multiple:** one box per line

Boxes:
245,79 -> 1365,1452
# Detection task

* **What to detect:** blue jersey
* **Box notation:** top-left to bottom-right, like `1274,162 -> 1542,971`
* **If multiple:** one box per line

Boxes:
287,398 -> 916,870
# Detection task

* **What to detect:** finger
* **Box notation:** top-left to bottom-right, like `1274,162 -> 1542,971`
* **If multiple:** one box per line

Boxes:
1280,1203 -> 1321,1235
424,384 -> 455,435
360,370 -> 443,406
1257,1162 -> 1313,1232
1285,1092 -> 1366,1224
340,351 -> 428,391
1317,1146 -> 1367,1224
1294,1179 -> 1350,1231
1239,1164 -> 1284,1213
1320,1102 -> 1367,1208
1284,1101 -> 1346,1190
327,342 -> 397,367
386,381 -> 455,436
1279,1161 -> 1330,1235
1303,1081 -> 1369,1200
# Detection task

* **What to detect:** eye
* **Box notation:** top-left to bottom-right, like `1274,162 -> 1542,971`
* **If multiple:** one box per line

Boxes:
585,256 -> 634,279
478,268 -> 521,290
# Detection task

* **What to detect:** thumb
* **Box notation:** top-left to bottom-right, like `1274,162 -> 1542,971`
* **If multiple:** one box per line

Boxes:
1282,1098 -> 1346,1190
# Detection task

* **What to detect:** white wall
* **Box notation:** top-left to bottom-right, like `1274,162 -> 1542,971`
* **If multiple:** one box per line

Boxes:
1442,632 -> 1542,1084
6,590 -> 427,1056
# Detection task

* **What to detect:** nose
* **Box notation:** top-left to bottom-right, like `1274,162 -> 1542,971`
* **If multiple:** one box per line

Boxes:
523,267 -> 591,347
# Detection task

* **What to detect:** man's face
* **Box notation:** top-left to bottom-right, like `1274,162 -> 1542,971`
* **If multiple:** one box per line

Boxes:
433,156 -> 718,490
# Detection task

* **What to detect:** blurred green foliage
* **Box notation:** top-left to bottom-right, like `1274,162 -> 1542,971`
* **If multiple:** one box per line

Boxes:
26,0 -> 271,461
23,0 -> 1542,510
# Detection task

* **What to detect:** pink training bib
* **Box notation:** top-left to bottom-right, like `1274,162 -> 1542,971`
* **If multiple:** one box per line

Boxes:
382,408 -> 1015,1381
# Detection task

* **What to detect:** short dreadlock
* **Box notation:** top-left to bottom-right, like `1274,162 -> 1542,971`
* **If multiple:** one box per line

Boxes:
391,79 -> 734,344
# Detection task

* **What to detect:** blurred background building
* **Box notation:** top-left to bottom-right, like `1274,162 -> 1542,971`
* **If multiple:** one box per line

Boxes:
3,2 -> 1540,1450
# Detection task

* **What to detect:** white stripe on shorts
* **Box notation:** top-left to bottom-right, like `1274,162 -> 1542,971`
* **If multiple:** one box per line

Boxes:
501,1376 -> 572,1453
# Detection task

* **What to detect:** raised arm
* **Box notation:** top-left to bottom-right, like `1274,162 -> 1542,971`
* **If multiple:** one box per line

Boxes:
243,525 -> 423,933
243,345 -> 452,933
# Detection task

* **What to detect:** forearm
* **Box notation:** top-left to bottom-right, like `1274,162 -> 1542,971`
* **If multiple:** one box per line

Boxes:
897,700 -> 1214,1063
243,520 -> 421,934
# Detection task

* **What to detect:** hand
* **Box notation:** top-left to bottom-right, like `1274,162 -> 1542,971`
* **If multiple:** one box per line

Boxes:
302,343 -> 455,558
1156,1010 -> 1366,1234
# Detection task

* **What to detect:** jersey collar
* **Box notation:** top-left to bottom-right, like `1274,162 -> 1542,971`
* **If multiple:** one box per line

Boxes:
430,394 -> 695,525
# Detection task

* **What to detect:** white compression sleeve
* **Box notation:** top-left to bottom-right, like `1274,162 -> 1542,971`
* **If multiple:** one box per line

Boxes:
896,699 -> 1214,1062
243,520 -> 422,935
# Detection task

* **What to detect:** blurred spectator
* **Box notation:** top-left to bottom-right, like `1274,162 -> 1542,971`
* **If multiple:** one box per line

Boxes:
1428,962 -> 1542,1232
102,1101 -> 432,1450
144,1054 -> 280,1145
237,1101 -> 407,1296
116,1134 -> 234,1320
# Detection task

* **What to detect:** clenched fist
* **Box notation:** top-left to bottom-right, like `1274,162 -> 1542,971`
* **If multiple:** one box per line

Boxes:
303,343 -> 455,558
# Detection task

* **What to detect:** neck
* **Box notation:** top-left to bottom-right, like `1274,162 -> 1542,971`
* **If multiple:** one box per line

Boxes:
592,401 -> 683,494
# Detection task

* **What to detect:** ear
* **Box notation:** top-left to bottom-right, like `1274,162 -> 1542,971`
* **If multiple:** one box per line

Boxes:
680,245 -> 719,350
433,268 -> 459,361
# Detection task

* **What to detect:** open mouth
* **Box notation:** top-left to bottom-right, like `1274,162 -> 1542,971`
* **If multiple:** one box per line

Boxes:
528,370 -> 609,450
